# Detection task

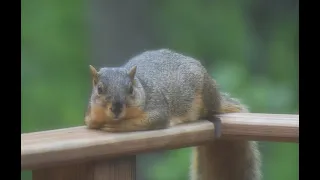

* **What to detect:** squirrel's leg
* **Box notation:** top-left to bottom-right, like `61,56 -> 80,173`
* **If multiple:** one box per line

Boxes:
202,75 -> 222,139
100,110 -> 169,132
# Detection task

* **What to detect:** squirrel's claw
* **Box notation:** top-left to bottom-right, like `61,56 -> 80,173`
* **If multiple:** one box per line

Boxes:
208,117 -> 222,139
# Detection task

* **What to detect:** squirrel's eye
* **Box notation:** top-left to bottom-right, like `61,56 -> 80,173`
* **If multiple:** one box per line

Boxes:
129,85 -> 133,94
97,84 -> 103,94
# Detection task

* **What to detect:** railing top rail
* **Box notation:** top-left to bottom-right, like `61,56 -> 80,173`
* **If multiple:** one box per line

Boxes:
21,113 -> 299,170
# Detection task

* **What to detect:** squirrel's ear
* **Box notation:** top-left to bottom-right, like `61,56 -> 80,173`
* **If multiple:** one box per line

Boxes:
128,66 -> 137,80
89,65 -> 98,85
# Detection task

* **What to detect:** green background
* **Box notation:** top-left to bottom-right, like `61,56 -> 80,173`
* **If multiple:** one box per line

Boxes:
22,0 -> 298,180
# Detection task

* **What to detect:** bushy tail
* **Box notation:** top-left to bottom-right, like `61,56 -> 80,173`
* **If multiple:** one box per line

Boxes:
220,92 -> 249,113
191,88 -> 261,180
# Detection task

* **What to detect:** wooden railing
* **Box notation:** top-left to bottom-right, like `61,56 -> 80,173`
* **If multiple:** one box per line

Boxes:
21,113 -> 299,180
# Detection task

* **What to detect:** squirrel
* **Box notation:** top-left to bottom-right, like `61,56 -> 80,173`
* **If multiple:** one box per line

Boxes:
84,49 -> 261,180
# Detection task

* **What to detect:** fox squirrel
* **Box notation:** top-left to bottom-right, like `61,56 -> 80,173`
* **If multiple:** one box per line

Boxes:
84,49 -> 261,180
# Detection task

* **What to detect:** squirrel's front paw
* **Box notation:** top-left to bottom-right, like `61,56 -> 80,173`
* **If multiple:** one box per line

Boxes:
85,115 -> 108,129
100,120 -> 137,132
85,116 -> 98,129
100,117 -> 149,132
100,122 -> 123,132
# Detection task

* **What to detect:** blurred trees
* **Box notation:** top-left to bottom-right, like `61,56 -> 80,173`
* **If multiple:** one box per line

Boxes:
21,0 -> 298,180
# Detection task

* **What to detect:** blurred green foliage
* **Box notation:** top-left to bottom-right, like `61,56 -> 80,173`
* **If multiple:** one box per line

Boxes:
21,0 -> 298,180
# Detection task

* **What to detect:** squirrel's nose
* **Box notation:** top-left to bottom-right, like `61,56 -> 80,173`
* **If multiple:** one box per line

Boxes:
110,101 -> 125,117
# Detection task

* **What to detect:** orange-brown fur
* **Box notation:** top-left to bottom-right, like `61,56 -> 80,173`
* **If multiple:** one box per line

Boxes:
85,103 -> 111,129
123,106 -> 146,120
88,91 -> 206,131
220,103 -> 243,114
193,140 -> 253,180
86,99 -> 149,132
101,110 -> 148,132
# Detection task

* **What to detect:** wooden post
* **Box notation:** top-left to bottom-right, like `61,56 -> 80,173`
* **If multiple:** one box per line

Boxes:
33,156 -> 136,180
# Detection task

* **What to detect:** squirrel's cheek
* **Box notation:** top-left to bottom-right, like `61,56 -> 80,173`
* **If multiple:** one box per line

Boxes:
89,104 -> 109,125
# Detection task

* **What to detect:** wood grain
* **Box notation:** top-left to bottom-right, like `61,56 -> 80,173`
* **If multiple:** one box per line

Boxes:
33,156 -> 136,180
21,113 -> 299,170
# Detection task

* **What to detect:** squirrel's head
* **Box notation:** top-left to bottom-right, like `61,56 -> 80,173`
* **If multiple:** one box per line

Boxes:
89,65 -> 138,121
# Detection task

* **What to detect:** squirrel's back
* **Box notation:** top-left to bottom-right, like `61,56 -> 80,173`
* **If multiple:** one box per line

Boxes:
124,49 -> 206,89
123,49 -> 218,125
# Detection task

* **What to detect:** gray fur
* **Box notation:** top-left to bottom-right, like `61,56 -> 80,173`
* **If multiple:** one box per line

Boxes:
127,49 -> 220,122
